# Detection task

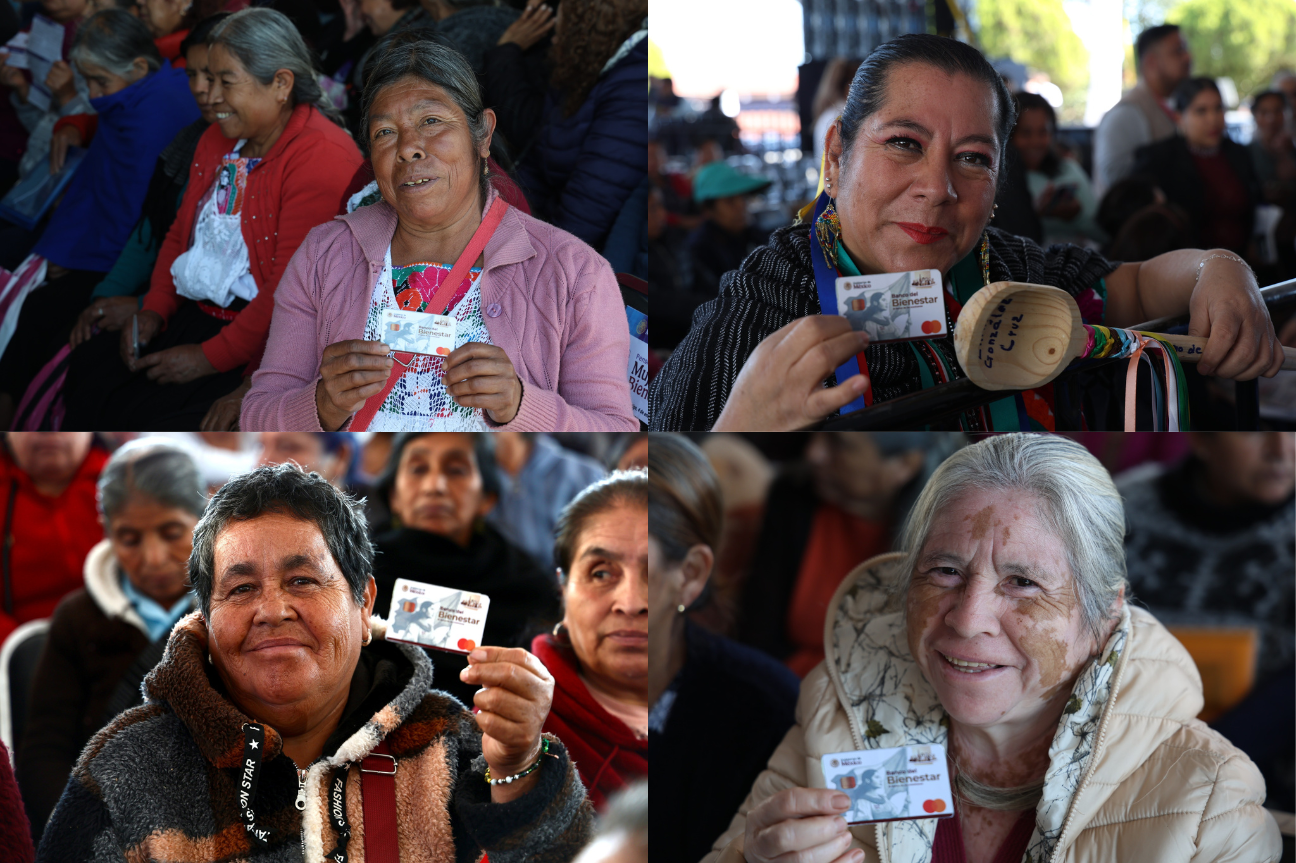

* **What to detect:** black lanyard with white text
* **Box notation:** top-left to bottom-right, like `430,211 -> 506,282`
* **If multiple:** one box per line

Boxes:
241,722 -> 354,860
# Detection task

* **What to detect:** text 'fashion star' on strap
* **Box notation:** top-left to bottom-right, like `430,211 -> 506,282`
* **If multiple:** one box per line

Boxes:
240,723 -> 272,847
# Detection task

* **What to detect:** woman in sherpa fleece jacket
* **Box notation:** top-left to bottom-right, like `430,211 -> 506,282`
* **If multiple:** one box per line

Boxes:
36,462 -> 593,863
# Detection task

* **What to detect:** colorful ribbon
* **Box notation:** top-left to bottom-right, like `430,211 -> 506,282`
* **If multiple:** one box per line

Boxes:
1079,325 -> 1188,431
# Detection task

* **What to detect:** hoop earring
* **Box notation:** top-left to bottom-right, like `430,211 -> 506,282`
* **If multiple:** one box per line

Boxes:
552,621 -> 571,644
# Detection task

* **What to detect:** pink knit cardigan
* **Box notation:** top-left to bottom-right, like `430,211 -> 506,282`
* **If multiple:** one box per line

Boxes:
240,189 -> 636,431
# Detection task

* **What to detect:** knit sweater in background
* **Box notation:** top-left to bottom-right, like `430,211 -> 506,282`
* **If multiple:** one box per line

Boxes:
36,613 -> 593,863
649,222 -> 1120,431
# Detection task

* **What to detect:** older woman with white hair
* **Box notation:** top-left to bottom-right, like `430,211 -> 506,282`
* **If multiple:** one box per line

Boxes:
704,434 -> 1280,863
61,7 -> 364,431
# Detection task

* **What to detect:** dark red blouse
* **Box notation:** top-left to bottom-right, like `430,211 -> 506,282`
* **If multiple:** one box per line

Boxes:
931,807 -> 1036,863
1190,150 -> 1250,255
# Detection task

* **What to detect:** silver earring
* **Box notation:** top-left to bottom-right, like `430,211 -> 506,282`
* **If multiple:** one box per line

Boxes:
825,179 -> 832,190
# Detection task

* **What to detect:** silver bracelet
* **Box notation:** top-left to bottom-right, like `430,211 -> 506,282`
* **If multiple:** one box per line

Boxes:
1195,252 -> 1250,284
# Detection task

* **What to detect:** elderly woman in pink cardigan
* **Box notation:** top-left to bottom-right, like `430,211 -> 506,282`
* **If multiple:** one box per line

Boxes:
241,34 -> 635,431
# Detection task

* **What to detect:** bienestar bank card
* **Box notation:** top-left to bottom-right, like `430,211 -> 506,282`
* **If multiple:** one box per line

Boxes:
379,308 -> 456,357
821,744 -> 954,824
386,578 -> 489,654
835,270 -> 947,343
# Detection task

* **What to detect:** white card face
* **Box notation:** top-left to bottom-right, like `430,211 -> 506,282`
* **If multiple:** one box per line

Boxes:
386,578 -> 489,654
821,744 -> 954,824
3,32 -> 30,69
26,15 -> 64,62
835,270 -> 947,344
379,308 -> 456,357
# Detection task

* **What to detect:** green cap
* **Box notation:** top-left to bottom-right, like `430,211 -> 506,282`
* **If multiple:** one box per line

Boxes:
692,162 -> 772,203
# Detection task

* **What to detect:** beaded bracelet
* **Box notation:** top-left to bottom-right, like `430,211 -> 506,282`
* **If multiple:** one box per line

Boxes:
485,738 -> 551,785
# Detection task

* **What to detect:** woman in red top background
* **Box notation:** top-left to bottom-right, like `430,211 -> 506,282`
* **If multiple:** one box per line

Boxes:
1132,77 -> 1261,260
0,433 -> 107,643
531,470 -> 648,810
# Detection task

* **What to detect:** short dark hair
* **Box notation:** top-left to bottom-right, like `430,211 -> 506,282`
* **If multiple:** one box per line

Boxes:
189,463 -> 373,617
1136,24 -> 1181,64
1097,175 -> 1160,237
179,12 -> 230,57
374,433 -> 501,508
1252,90 -> 1286,112
1171,76 -> 1221,113
838,34 -> 1016,175
359,32 -> 491,202
554,470 -> 648,577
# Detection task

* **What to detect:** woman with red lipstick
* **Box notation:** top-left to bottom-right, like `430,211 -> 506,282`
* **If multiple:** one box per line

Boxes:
531,469 -> 649,810
701,434 -> 1279,863
651,34 -> 1285,432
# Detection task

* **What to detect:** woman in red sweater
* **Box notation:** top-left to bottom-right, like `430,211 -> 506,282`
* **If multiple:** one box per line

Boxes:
532,470 -> 648,810
0,433 -> 106,644
62,8 -> 364,430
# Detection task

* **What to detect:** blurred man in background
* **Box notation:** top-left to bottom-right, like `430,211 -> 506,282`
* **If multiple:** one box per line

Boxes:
1093,23 -> 1192,197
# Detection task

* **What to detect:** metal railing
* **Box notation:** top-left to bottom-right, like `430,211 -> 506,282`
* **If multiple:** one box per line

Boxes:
820,278 -> 1296,430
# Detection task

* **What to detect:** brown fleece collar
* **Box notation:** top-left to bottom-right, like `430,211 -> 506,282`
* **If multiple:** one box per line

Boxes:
143,612 -> 285,769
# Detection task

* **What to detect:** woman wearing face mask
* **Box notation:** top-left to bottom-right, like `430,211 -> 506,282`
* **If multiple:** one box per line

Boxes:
1133,77 -> 1261,261
66,13 -> 228,352
0,10 -> 197,417
651,35 -> 1285,432
703,434 -> 1280,863
16,441 -> 203,842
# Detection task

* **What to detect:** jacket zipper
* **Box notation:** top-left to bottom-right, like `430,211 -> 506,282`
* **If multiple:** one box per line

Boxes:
1047,637 -> 1131,863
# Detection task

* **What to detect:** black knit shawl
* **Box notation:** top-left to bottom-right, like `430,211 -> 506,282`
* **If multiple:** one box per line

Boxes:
649,222 -> 1122,430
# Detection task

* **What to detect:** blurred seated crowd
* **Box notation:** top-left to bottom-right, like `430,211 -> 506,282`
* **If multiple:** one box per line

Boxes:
649,431 -> 1293,863
649,23 -> 1296,362
0,429 -> 648,861
0,0 -> 648,432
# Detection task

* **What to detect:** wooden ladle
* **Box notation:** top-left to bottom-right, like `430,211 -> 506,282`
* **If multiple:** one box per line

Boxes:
952,281 -> 1296,391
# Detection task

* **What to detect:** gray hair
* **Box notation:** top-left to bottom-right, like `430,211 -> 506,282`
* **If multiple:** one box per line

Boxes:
209,8 -> 344,126
189,463 -> 373,618
360,32 -> 492,202
71,10 -> 161,79
97,440 -> 206,524
893,434 -> 1127,645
